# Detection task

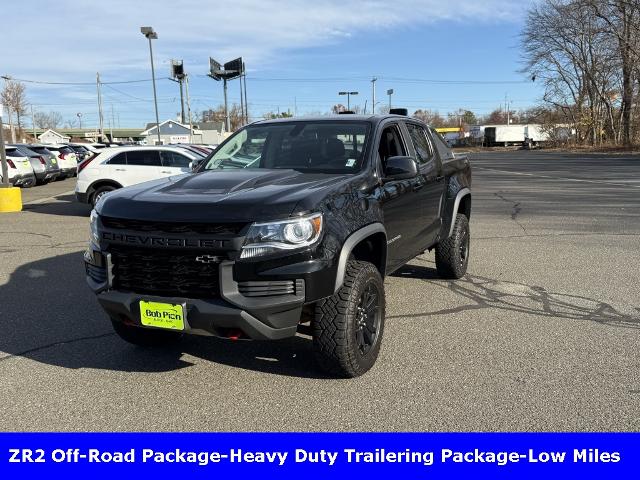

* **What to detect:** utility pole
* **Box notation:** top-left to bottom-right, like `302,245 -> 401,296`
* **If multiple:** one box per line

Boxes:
0,106 -> 8,187
31,105 -> 36,139
96,73 -> 104,142
110,104 -> 115,140
223,77 -> 229,132
371,77 -> 377,115
242,63 -> 248,123
7,106 -> 16,143
239,69 -> 245,126
185,75 -> 193,143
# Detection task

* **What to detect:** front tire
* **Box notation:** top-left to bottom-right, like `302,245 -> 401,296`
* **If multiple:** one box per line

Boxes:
111,319 -> 183,347
91,186 -> 116,207
435,213 -> 470,279
313,260 -> 385,378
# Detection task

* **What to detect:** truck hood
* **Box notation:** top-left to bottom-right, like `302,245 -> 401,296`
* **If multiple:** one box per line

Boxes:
97,169 -> 352,223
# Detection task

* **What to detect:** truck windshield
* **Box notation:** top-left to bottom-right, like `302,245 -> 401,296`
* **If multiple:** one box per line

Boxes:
203,121 -> 370,174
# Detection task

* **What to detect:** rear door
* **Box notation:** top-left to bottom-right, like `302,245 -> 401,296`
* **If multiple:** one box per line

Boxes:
121,149 -> 163,186
403,122 -> 446,248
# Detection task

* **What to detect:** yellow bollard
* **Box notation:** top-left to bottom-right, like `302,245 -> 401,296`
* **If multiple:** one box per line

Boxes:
0,187 -> 23,212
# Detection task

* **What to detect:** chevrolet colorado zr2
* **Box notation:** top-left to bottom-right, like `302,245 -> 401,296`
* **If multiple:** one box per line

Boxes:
84,113 -> 472,377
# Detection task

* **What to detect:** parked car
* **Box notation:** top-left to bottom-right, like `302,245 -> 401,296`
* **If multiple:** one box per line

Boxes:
68,143 -> 93,162
75,146 -> 202,207
1,146 -> 36,187
43,145 -> 78,179
11,144 -> 60,184
26,144 -> 63,178
84,113 -> 472,377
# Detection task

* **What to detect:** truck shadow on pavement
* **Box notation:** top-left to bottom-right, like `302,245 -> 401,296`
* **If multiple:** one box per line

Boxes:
391,262 -> 640,329
0,251 -> 326,379
3,252 -> 637,379
22,194 -> 92,218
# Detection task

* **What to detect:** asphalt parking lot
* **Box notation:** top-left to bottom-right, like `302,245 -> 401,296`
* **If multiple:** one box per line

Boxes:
0,151 -> 638,432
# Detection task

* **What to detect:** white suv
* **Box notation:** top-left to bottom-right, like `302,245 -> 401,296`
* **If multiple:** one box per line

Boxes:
44,144 -> 78,179
75,146 -> 202,207
1,146 -> 36,187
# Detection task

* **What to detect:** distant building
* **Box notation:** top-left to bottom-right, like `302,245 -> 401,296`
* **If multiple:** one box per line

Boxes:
197,121 -> 228,145
38,129 -> 70,144
141,120 -> 201,145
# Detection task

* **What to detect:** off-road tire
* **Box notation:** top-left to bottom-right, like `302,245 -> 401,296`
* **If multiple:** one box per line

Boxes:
111,319 -> 183,347
312,260 -> 385,378
435,213 -> 470,279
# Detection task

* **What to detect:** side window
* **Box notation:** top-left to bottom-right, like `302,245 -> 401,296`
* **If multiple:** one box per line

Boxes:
107,153 -> 127,165
161,151 -> 191,168
430,128 -> 455,161
378,124 -> 406,168
406,123 -> 433,164
125,150 -> 161,166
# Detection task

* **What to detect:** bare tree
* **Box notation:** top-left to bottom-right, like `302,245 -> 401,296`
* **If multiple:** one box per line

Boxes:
521,0 -> 640,146
33,111 -> 64,129
1,79 -> 27,130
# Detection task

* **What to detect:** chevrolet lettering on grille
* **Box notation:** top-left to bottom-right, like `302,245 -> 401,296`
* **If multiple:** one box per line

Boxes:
101,231 -> 229,249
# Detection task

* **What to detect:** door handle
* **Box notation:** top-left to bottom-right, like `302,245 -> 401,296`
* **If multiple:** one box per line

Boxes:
160,170 -> 172,174
435,175 -> 445,182
412,183 -> 424,192
115,168 -> 125,171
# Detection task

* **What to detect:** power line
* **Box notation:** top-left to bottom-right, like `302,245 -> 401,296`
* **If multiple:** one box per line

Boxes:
1,75 -> 171,86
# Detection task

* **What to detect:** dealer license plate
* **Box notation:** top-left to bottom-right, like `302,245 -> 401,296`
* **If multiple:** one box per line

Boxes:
139,300 -> 185,330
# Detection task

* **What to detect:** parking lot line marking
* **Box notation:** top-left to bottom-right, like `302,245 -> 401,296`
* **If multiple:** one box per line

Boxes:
23,190 -> 76,206
473,167 -> 640,189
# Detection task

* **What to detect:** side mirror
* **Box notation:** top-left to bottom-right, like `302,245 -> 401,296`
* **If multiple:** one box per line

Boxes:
383,156 -> 418,181
191,159 -> 202,172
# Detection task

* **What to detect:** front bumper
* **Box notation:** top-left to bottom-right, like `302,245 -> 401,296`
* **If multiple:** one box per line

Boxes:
86,250 -> 306,340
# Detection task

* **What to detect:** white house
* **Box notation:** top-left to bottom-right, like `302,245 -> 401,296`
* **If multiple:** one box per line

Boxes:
140,119 -> 202,145
38,129 -> 71,144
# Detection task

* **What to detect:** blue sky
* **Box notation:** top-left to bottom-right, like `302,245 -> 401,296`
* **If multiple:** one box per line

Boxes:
4,0 -> 542,128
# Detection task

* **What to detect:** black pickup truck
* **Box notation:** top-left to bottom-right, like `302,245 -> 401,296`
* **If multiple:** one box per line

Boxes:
85,113 -> 472,377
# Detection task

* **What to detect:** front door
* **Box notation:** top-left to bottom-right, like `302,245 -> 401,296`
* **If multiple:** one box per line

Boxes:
375,123 -> 426,271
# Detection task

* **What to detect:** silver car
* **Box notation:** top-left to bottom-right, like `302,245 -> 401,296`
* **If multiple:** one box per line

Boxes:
12,144 -> 61,185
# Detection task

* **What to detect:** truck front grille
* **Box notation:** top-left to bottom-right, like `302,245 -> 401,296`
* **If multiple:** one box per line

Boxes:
101,217 -> 247,236
110,246 -> 220,299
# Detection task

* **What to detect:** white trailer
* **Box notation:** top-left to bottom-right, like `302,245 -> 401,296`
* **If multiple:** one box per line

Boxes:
484,125 -> 524,146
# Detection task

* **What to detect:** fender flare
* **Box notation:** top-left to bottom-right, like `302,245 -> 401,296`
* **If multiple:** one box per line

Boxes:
448,187 -> 471,238
334,223 -> 387,293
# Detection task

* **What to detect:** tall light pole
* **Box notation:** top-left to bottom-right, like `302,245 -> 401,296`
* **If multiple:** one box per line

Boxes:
141,26 -> 162,145
387,88 -> 394,110
77,112 -> 83,129
371,77 -> 377,114
338,91 -> 358,110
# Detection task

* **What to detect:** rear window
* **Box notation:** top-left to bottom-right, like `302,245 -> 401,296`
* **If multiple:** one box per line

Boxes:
125,150 -> 162,166
107,152 -> 127,165
29,147 -> 52,155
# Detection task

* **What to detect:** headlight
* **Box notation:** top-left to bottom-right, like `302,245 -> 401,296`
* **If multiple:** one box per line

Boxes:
241,213 -> 323,259
90,209 -> 100,245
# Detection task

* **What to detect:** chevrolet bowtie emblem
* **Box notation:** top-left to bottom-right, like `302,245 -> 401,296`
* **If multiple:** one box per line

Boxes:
195,255 -> 222,264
